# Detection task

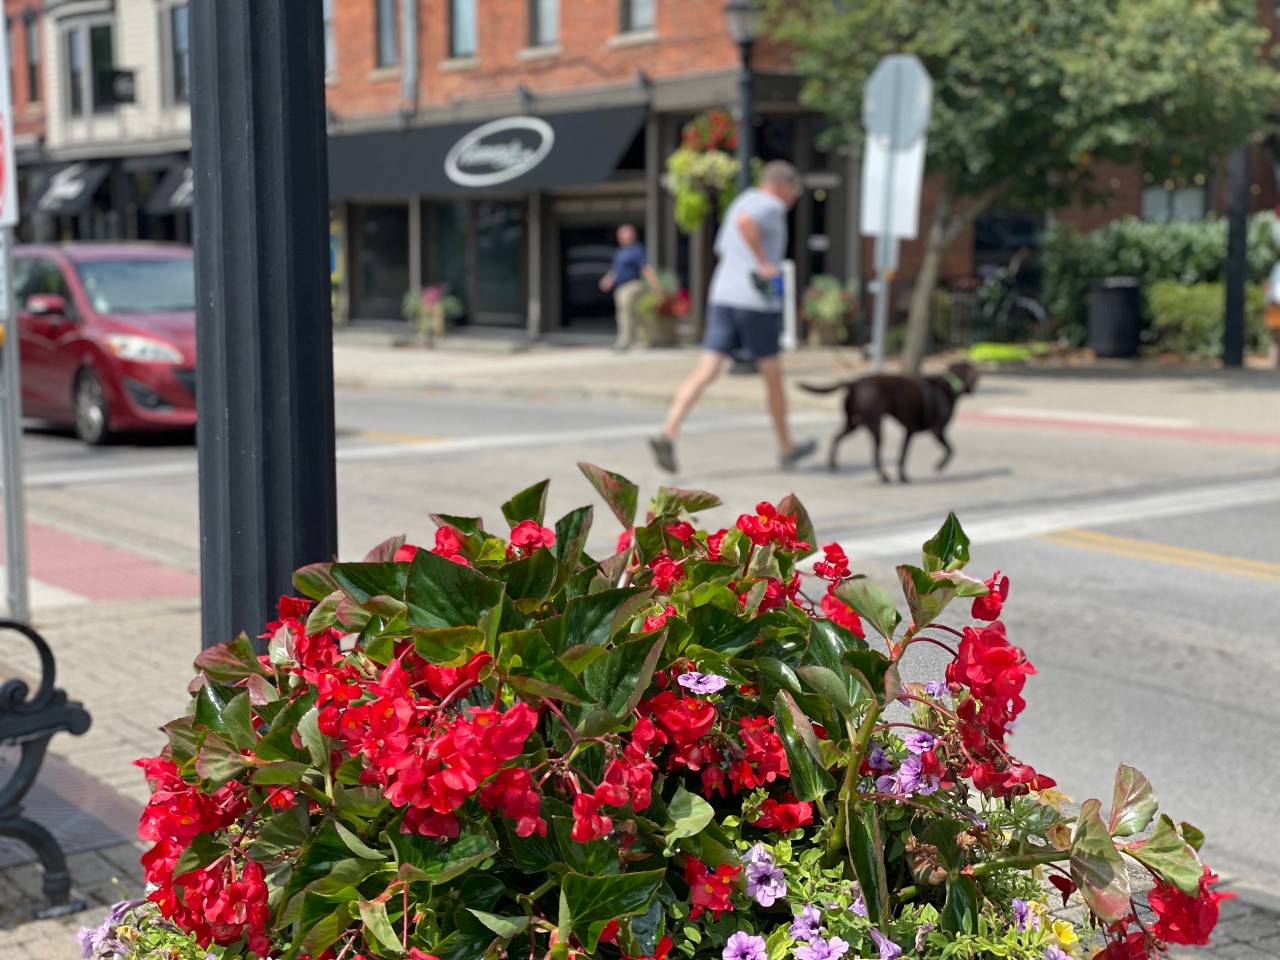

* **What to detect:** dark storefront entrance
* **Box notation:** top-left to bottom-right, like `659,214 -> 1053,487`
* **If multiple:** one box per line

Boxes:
330,104 -> 647,330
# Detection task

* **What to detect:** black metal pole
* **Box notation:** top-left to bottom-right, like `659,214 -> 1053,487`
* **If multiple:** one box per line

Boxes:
1223,146 -> 1249,368
190,0 -> 338,650
736,40 -> 755,194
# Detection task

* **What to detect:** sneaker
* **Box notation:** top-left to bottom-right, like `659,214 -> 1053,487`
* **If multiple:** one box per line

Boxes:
649,435 -> 678,473
779,439 -> 817,471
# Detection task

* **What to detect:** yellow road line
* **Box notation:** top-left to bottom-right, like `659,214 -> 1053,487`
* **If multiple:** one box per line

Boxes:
1040,528 -> 1280,584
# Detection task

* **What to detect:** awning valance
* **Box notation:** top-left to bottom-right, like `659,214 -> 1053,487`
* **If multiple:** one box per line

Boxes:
147,163 -> 194,215
23,162 -> 111,217
328,105 -> 647,200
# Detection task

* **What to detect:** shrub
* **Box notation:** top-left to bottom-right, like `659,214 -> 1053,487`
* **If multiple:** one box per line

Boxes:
115,468 -> 1229,960
1144,281 -> 1269,358
1042,214 -> 1277,345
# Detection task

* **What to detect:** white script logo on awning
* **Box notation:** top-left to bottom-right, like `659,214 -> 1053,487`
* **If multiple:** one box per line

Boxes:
444,117 -> 555,188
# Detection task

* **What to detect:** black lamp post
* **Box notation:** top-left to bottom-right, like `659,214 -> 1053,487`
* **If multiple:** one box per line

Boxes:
725,0 -> 760,194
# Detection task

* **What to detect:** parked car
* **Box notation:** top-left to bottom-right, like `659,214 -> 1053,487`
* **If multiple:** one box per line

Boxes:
13,243 -> 196,445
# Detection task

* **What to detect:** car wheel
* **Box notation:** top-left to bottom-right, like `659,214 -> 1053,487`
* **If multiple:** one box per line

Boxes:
73,370 -> 113,446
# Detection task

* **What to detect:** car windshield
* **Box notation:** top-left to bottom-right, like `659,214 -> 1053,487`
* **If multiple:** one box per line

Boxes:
74,257 -> 196,313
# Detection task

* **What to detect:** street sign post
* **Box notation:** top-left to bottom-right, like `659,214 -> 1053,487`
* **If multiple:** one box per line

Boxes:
860,54 -> 933,371
0,28 -> 28,622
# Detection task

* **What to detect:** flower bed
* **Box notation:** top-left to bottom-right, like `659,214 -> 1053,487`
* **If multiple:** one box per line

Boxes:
100,465 -> 1227,960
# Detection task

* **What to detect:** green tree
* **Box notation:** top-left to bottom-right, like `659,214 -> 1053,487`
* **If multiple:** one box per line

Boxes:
770,0 -> 1280,371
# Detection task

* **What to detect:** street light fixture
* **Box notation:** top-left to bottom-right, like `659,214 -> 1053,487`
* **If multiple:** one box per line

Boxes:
725,0 -> 759,193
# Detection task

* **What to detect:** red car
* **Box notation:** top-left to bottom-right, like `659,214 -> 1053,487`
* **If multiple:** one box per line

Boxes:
14,243 -> 196,445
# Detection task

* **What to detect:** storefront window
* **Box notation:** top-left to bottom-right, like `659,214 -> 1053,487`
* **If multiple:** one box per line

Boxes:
355,204 -> 409,320
433,202 -> 469,323
474,201 -> 524,322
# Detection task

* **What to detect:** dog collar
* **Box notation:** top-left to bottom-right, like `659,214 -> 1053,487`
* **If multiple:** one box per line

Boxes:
945,372 -> 967,394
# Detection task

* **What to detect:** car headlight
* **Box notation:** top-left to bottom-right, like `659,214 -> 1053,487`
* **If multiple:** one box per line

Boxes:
106,335 -> 184,364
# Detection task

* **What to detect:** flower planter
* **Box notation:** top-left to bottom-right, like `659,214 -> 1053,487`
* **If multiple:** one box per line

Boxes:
104,468 -> 1230,960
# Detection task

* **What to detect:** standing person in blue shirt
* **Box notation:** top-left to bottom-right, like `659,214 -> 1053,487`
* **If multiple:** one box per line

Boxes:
649,161 -> 816,472
599,224 -> 658,352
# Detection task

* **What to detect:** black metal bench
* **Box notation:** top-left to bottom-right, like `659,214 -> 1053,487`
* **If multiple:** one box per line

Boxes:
0,620 -> 91,917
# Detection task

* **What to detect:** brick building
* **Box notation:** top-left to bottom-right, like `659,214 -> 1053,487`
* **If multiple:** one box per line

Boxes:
324,0 -> 851,334
5,0 -> 46,239
19,0 -> 193,243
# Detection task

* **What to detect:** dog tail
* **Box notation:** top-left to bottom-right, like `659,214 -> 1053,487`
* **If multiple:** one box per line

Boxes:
798,382 -> 848,395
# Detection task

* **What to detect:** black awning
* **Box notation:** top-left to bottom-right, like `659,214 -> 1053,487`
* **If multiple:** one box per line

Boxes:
329,104 -> 647,200
22,162 -> 111,217
147,163 -> 194,215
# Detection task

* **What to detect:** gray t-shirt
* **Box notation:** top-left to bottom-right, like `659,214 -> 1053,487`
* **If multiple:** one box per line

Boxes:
708,188 -> 788,311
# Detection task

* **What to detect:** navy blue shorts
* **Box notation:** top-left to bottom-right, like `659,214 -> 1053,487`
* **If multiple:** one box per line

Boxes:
702,304 -> 783,361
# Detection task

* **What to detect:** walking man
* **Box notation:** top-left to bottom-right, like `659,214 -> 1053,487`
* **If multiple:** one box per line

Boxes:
599,224 -> 657,351
650,161 -> 815,472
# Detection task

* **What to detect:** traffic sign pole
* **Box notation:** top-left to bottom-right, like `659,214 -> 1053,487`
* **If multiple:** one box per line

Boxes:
0,25 -> 28,622
0,229 -> 28,623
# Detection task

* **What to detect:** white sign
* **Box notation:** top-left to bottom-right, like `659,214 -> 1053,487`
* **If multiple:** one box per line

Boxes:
0,21 -> 18,228
444,117 -> 555,188
860,135 -> 926,240
863,55 -> 933,150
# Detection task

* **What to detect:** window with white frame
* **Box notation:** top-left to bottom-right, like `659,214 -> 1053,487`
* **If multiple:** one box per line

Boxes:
1141,183 -> 1208,223
450,0 -> 477,58
621,0 -> 655,32
169,3 -> 189,103
530,0 -> 558,46
23,11 -> 39,104
375,0 -> 398,67
324,0 -> 336,77
63,19 -> 115,117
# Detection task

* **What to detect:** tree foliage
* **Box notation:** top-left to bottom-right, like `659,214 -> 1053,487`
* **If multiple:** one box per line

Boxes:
769,0 -> 1280,369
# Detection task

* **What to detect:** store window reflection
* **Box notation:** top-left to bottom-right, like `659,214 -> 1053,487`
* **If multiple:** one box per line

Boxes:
355,204 -> 409,320
474,201 -> 525,324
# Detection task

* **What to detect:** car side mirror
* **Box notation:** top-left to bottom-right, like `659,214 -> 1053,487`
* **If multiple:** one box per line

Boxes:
25,294 -> 69,318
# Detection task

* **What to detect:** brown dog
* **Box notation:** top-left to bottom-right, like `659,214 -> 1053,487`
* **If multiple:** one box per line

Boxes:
800,361 -> 979,483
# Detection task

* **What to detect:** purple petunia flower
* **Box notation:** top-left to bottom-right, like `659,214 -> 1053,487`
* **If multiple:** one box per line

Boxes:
723,931 -> 768,960
1013,898 -> 1037,931
903,731 -> 936,755
789,904 -> 824,942
76,925 -> 106,959
746,858 -> 787,907
868,928 -> 903,960
866,741 -> 893,772
876,755 -> 939,798
1042,948 -> 1071,960
795,936 -> 849,960
743,842 -> 772,865
851,894 -> 868,917
924,680 -> 950,699
678,671 -> 729,695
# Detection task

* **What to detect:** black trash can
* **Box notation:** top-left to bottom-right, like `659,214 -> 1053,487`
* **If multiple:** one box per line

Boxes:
1087,277 -> 1142,358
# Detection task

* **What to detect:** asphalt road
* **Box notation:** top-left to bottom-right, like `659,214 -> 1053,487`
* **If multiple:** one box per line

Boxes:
10,385 -> 1280,899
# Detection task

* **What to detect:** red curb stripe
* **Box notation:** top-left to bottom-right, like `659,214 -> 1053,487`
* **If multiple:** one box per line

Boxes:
0,520 -> 200,601
958,411 -> 1280,448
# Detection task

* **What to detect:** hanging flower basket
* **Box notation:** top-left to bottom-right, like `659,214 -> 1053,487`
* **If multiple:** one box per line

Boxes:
666,110 -> 750,235
96,466 -> 1229,960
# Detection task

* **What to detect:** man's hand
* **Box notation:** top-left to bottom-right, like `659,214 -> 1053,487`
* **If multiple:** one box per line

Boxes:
598,272 -> 614,293
754,262 -> 780,282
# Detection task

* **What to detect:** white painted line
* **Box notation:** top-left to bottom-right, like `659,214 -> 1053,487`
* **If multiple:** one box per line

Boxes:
821,476 -> 1280,564
22,412 -> 834,488
978,407 -> 1197,429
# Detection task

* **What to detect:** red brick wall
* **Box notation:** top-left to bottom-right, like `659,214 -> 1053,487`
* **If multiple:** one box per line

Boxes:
327,0 -> 792,119
4,0 -> 44,141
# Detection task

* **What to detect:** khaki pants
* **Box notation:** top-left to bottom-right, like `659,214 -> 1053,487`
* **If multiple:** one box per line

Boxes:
614,280 -> 646,348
